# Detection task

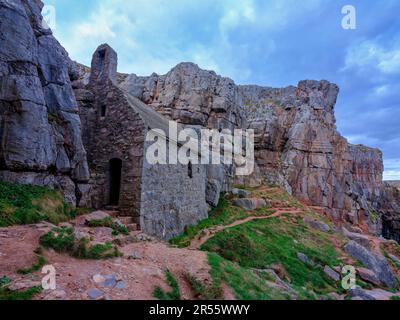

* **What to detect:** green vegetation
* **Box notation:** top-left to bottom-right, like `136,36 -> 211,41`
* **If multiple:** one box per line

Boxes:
87,217 -> 129,236
40,227 -> 75,253
40,227 -> 122,260
185,273 -> 224,300
391,296 -> 400,300
169,196 -> 275,248
73,238 -> 123,260
202,215 -> 342,297
17,255 -> 47,275
0,276 -> 41,300
0,276 -> 11,287
0,180 -> 76,227
153,270 -> 181,300
0,286 -> 42,301
208,253 -> 291,300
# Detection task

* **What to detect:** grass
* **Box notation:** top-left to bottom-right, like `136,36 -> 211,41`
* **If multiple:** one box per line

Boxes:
207,253 -> 291,300
153,270 -> 181,300
40,227 -> 75,253
0,276 -> 11,287
169,196 -> 275,248
185,273 -> 224,300
201,215 -> 342,297
17,255 -> 47,275
0,286 -> 42,301
0,180 -> 76,227
0,275 -> 41,300
40,227 -> 122,260
87,217 -> 129,236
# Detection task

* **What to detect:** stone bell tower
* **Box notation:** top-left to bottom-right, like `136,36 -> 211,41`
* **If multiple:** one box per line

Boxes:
89,43 -> 118,84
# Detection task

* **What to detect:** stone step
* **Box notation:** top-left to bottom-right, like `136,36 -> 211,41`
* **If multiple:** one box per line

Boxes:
127,223 -> 141,232
115,216 -> 134,225
104,205 -> 120,211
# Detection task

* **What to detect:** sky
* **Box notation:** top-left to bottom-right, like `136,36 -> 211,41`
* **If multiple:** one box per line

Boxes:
42,0 -> 400,180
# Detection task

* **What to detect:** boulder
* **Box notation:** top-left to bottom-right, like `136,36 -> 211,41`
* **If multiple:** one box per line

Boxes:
84,211 -> 110,223
206,179 -> 221,207
232,188 -> 252,198
344,241 -> 397,288
356,268 -> 381,286
87,288 -> 105,300
297,252 -> 313,266
324,266 -> 340,282
233,198 -> 267,210
304,217 -> 331,233
342,227 -> 372,249
349,287 -> 397,301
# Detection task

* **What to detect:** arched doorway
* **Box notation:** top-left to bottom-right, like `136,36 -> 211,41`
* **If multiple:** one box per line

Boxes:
109,158 -> 122,206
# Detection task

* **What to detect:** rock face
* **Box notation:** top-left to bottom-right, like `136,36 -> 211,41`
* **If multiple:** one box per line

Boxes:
120,62 -> 245,131
0,0 -> 89,205
240,82 -> 383,233
122,65 -> 386,234
344,241 -> 397,288
379,182 -> 400,243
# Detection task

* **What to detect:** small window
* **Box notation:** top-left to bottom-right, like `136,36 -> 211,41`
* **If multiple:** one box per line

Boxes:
98,49 -> 106,60
101,105 -> 107,117
188,162 -> 193,179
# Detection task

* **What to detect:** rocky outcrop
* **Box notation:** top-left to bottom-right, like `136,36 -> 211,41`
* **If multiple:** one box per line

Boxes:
0,0 -> 89,205
240,81 -> 384,233
344,241 -> 397,288
379,182 -> 400,243
122,63 -> 385,234
119,62 -> 245,131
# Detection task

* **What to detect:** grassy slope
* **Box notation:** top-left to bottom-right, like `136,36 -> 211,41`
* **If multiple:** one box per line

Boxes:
171,185 -> 354,299
0,180 -> 76,227
170,197 -> 275,248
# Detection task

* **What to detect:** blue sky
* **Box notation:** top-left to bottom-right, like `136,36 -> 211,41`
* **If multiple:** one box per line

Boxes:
43,0 -> 400,180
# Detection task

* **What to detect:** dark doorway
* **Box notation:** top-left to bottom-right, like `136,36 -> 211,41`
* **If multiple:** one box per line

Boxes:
109,158 -> 122,206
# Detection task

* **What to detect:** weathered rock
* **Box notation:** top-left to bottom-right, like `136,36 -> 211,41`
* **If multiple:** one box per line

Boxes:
349,287 -> 397,301
304,217 -> 331,233
344,241 -> 397,288
120,62 -> 245,130
233,198 -> 267,210
206,179 -> 221,207
87,288 -> 105,300
356,268 -> 381,286
342,227 -> 372,249
232,188 -> 252,198
238,82 -> 383,234
324,266 -> 340,282
84,211 -> 110,223
0,0 -> 90,204
379,182 -> 400,243
297,252 -> 313,266
8,279 -> 41,291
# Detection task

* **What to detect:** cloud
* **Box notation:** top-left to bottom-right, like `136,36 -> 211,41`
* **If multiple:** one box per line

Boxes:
44,0 -> 400,179
344,40 -> 400,75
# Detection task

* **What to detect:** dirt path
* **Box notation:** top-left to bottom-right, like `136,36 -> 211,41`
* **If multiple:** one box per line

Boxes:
189,208 -> 303,250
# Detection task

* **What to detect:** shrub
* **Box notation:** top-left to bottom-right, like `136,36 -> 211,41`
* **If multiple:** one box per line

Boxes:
40,227 -> 122,260
87,217 -> 129,236
153,270 -> 181,300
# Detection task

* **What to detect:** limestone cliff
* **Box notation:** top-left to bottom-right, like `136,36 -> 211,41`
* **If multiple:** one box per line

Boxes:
120,66 -> 387,235
0,0 -> 89,205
